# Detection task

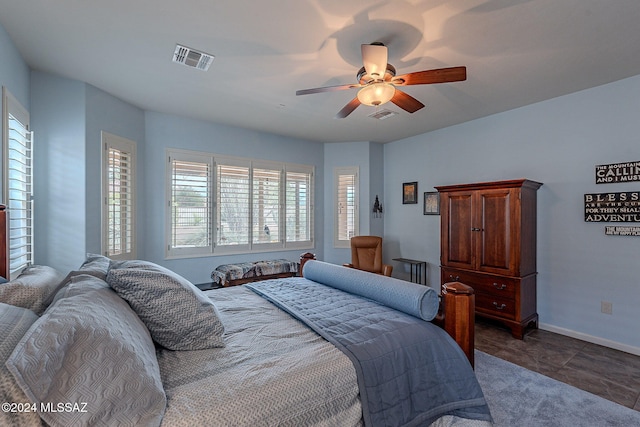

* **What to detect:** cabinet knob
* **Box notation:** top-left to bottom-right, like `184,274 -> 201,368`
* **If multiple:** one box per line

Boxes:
492,283 -> 507,290
492,302 -> 507,310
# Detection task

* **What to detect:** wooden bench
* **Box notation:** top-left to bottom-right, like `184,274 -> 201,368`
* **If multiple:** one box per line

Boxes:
211,259 -> 299,287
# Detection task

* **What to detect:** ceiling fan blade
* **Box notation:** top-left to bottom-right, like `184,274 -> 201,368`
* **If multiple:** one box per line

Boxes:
296,83 -> 360,96
335,97 -> 361,119
361,43 -> 388,80
390,89 -> 425,113
393,66 -> 467,86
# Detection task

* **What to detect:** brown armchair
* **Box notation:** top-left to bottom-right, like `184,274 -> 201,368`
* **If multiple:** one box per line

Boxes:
344,236 -> 393,276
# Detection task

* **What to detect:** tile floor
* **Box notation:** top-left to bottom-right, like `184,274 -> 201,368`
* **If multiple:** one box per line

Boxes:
475,319 -> 640,411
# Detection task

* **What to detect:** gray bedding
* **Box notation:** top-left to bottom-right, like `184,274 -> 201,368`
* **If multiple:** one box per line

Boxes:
248,278 -> 492,427
157,285 -> 363,427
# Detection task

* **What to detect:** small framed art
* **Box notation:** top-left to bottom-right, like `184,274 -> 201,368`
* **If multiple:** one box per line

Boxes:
423,192 -> 440,215
403,182 -> 418,204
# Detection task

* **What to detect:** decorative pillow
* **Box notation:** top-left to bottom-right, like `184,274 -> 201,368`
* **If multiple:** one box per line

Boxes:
0,303 -> 42,427
0,265 -> 66,315
303,260 -> 440,321
6,275 -> 166,427
40,253 -> 112,310
107,260 -> 225,350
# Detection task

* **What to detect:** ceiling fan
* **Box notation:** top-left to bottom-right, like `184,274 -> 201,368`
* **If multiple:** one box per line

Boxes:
296,42 -> 467,119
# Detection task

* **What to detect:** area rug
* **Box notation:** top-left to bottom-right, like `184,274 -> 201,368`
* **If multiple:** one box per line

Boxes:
474,351 -> 640,426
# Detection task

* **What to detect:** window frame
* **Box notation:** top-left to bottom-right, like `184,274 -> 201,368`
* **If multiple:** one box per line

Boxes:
2,87 -> 34,279
101,132 -> 137,260
166,149 -> 214,258
165,149 -> 314,259
334,166 -> 359,248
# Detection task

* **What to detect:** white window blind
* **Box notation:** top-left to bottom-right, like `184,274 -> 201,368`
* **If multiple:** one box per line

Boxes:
6,112 -> 33,275
216,162 -> 250,248
335,167 -> 359,248
103,132 -> 136,259
252,167 -> 280,245
166,149 -> 314,257
285,170 -> 312,244
169,156 -> 212,254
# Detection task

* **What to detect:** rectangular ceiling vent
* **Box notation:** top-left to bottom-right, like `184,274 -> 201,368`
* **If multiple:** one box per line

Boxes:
368,109 -> 398,120
173,44 -> 214,71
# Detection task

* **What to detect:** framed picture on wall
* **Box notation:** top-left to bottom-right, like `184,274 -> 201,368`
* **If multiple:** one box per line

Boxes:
423,192 -> 440,215
403,182 -> 418,204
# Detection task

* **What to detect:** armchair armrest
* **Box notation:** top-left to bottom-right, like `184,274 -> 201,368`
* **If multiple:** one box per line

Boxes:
381,264 -> 393,277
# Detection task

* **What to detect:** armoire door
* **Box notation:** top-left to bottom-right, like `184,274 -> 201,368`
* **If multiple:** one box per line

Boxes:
475,187 -> 519,275
441,191 -> 474,270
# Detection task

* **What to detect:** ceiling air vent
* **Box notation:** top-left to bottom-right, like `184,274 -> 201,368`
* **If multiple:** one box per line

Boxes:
368,109 -> 398,120
173,44 -> 214,71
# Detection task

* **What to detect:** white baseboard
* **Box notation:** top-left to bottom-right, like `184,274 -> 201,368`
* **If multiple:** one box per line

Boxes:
539,323 -> 640,357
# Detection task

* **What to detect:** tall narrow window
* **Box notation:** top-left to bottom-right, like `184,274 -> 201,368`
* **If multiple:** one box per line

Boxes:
167,152 -> 212,257
216,161 -> 250,250
102,132 -> 136,259
2,88 -> 33,278
285,168 -> 313,245
334,167 -> 359,248
252,166 -> 280,246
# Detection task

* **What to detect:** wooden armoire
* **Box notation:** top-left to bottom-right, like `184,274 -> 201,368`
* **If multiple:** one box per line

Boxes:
436,179 -> 542,339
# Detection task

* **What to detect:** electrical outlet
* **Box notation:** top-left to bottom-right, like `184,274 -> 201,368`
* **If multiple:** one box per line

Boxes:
601,301 -> 613,315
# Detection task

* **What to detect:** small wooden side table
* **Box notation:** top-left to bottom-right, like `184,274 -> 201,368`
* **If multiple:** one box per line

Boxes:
392,258 -> 427,285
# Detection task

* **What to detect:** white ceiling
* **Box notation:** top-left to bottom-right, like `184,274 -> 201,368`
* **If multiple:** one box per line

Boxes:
2,0 -> 640,143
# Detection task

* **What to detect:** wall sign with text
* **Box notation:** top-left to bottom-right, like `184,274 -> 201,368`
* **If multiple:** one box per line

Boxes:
584,191 -> 640,222
595,161 -> 640,184
605,226 -> 640,236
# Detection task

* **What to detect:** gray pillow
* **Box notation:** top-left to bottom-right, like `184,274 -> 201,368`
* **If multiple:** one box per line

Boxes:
78,253 -> 111,280
0,303 -> 42,427
0,265 -> 65,315
107,260 -> 225,350
6,275 -> 166,427
41,254 -> 113,309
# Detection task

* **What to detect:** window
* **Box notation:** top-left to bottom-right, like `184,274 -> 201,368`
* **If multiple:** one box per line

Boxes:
216,160 -> 250,250
285,167 -> 312,244
334,167 -> 359,248
102,132 -> 136,259
2,87 -> 33,279
168,152 -> 213,257
166,149 -> 313,258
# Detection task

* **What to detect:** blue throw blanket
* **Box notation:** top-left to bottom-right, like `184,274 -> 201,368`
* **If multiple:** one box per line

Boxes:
248,278 -> 492,427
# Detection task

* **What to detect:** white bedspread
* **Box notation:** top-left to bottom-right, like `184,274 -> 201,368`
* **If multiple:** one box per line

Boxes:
157,285 -> 363,427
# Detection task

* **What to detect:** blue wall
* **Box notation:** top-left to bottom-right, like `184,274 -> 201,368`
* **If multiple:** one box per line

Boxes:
0,22 -> 30,205
85,85 -> 146,255
384,75 -> 640,353
30,71 -> 86,272
0,23 -> 29,110
143,111 -> 324,283
323,141 -> 379,265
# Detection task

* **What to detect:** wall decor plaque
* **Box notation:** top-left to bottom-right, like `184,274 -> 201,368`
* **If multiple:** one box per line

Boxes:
584,191 -> 640,222
605,226 -> 640,236
595,161 -> 640,184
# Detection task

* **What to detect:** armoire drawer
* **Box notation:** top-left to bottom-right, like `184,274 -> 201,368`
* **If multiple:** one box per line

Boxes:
441,268 -> 519,299
475,294 -> 516,319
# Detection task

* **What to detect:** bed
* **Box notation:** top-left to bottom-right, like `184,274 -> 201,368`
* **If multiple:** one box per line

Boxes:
0,205 -> 492,427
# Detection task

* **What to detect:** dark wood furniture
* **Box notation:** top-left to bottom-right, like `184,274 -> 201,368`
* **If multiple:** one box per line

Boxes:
436,179 -> 542,339
392,257 -> 427,285
300,252 -> 477,367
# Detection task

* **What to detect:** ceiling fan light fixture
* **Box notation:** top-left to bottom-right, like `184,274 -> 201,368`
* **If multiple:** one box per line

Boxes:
357,82 -> 396,107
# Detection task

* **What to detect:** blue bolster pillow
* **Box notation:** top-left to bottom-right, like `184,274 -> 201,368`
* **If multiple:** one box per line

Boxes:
302,260 -> 439,321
